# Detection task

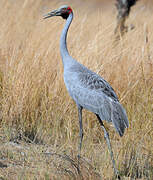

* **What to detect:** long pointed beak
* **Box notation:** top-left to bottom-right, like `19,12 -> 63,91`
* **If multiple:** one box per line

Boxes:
43,9 -> 60,19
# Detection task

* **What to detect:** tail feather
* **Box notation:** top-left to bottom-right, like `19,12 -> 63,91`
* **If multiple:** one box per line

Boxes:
111,101 -> 129,137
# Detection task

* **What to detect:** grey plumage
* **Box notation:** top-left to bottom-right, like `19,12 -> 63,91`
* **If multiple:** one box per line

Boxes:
64,61 -> 129,136
44,5 -> 129,178
64,57 -> 128,132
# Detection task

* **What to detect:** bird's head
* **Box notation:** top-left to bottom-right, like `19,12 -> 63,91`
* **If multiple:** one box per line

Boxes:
44,5 -> 73,20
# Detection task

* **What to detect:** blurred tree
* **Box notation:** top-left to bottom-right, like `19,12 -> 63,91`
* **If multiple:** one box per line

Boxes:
115,0 -> 139,38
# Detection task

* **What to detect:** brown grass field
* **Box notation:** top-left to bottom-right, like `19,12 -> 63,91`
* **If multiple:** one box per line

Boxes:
0,0 -> 152,179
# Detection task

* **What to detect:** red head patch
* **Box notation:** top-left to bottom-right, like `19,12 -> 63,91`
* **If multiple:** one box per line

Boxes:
67,6 -> 72,14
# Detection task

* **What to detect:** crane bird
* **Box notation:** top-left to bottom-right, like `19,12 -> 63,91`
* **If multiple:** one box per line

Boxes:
44,5 -> 129,178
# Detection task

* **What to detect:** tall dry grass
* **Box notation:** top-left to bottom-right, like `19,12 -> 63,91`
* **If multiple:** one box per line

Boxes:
0,0 -> 152,179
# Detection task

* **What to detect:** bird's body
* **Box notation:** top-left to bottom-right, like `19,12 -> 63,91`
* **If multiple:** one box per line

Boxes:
64,58 -> 128,135
44,5 -> 129,178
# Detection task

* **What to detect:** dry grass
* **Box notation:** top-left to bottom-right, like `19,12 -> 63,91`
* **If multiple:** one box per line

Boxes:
0,0 -> 153,179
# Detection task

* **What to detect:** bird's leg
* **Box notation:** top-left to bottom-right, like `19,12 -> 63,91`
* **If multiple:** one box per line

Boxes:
96,114 -> 120,179
77,105 -> 83,163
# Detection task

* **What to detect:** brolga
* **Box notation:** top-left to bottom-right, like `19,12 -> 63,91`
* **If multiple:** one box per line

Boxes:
44,5 -> 129,178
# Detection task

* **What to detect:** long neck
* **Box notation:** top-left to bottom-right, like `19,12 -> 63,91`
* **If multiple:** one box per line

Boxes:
60,12 -> 73,66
